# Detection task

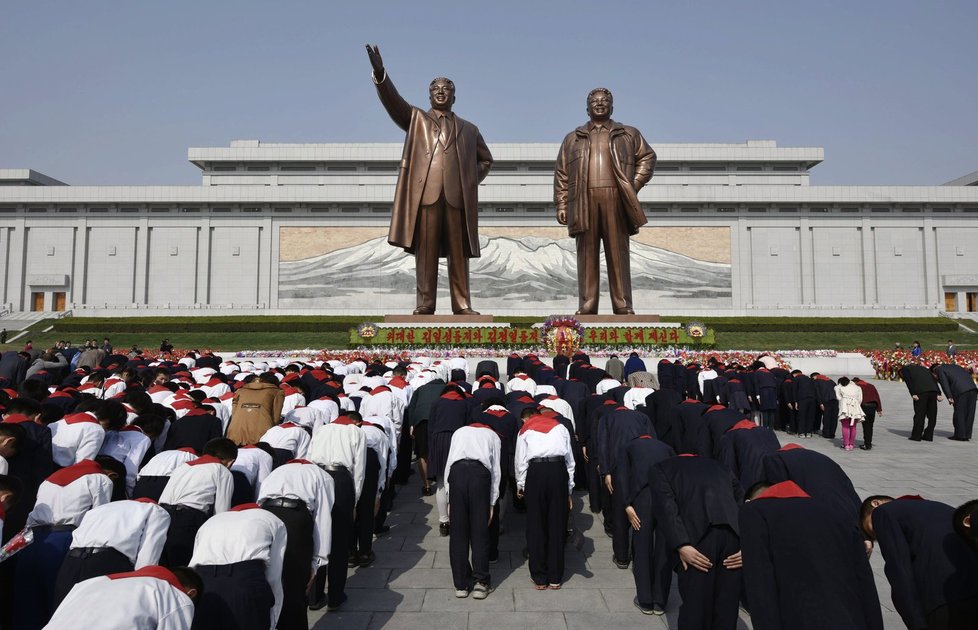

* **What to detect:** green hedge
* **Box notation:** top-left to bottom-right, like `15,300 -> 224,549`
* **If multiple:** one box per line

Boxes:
51,315 -> 957,334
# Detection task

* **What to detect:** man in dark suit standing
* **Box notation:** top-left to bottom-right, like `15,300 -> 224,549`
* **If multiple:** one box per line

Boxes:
652,455 -> 743,629
899,363 -> 942,441
554,88 -> 656,315
367,45 -> 493,315
932,363 -> 978,441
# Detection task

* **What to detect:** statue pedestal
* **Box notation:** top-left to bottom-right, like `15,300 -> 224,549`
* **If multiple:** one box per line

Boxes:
574,314 -> 661,324
383,314 -> 495,324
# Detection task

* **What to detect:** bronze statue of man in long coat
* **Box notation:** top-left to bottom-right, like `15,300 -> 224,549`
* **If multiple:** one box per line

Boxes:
555,88 -> 656,315
366,45 -> 493,315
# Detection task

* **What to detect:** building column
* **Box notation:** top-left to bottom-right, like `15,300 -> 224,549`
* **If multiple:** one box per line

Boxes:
134,216 -> 150,304
861,217 -> 877,305
70,219 -> 88,305
922,218 -> 939,307
197,218 -> 212,305
259,216 -> 275,308
0,226 -> 9,308
799,218 -> 814,304
731,216 -> 750,308
8,218 -> 27,311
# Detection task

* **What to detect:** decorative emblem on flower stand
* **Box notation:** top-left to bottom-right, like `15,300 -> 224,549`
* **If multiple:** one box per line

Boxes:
542,315 -> 585,357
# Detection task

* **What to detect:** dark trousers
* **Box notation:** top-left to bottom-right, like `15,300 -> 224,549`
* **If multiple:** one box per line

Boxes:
911,391 -> 938,440
354,450 -> 381,555
393,426 -> 413,483
488,473 -> 508,561
576,187 -> 632,314
375,475 -> 396,532
12,526 -> 74,630
448,460 -> 492,590
231,469 -> 256,507
796,399 -> 816,435
160,505 -> 210,567
631,488 -> 672,608
861,404 -> 877,446
611,473 -> 631,563
586,440 -> 602,512
759,410 -> 776,429
415,198 -> 472,313
263,504 -> 314,630
193,560 -> 274,630
676,526 -> 742,630
53,546 -> 133,609
312,468 -> 354,607
820,400 -> 839,438
525,460 -> 570,586
132,475 -> 169,502
926,595 -> 978,630
952,390 -> 977,440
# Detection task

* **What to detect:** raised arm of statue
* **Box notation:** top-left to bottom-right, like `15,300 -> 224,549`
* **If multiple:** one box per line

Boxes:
366,44 -> 412,131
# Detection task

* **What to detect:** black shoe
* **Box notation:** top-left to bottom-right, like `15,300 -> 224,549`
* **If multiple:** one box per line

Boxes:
909,437 -> 922,441
489,552 -> 499,564
358,551 -> 375,568
414,307 -> 434,315
948,436 -> 966,441
613,556 -> 630,570
439,522 -> 450,537
308,595 -> 328,611
347,551 -> 360,568
634,597 -> 655,615
422,485 -> 435,497
859,444 -> 872,450
326,593 -> 348,612
922,436 -> 934,442
374,525 -> 391,536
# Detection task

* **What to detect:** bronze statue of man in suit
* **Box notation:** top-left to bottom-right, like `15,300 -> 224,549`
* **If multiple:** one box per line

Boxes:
366,45 -> 493,315
554,88 -> 656,315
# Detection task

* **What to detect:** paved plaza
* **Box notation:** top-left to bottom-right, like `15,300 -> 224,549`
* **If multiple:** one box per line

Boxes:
308,378 -> 978,629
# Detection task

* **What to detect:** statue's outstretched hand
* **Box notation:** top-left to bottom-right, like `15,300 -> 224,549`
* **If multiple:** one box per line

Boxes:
365,44 -> 385,78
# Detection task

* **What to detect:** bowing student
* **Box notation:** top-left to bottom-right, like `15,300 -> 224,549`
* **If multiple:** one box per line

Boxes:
48,410 -> 105,467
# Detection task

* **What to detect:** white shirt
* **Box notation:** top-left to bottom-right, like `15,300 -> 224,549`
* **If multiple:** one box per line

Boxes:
539,396 -> 575,429
159,458 -> 233,514
624,387 -> 656,410
28,466 -> 114,527
361,414 -> 398,477
507,375 -> 537,396
258,462 -> 334,571
308,421 -> 367,502
260,423 -> 312,460
190,508 -> 287,629
444,425 -> 502,506
307,397 -> 339,425
232,446 -> 273,494
102,377 -> 128,399
359,389 -> 406,438
595,377 -> 622,395
698,369 -> 718,395
515,422 -> 576,494
69,500 -> 170,568
0,454 -> 7,475
285,406 -> 326,433
45,569 -> 195,630
49,413 -> 106,467
280,388 -> 306,418
448,357 -> 469,379
138,449 -> 197,478
99,429 -> 152,496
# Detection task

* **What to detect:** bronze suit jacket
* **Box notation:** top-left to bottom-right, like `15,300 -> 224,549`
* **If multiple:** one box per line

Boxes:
374,75 -> 493,258
554,120 -> 656,237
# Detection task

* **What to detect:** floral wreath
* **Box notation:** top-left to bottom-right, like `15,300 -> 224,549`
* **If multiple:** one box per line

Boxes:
542,315 -> 585,356
357,322 -> 379,339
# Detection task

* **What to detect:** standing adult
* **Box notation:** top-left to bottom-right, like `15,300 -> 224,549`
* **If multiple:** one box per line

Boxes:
899,363 -> 942,441
932,362 -> 978,441
852,378 -> 883,451
554,88 -> 656,315
835,377 -> 865,451
365,44 -> 493,315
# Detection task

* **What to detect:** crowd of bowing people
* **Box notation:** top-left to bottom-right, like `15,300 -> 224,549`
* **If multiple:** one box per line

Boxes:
0,346 -> 976,630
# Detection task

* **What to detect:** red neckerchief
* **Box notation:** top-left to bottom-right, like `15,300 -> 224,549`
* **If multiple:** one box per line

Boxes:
186,455 -> 222,467
332,416 -> 357,426
638,435 -> 653,439
107,566 -> 184,592
897,494 -> 925,501
177,447 -> 197,455
2,414 -> 32,424
679,453 -> 698,457
729,420 -> 757,432
706,405 -> 726,413
46,459 -> 104,486
287,459 -> 313,465
278,422 -> 300,429
681,399 -> 700,404
484,409 -> 508,418
230,502 -> 261,512
133,497 -> 158,505
518,415 -> 560,435
779,443 -> 804,452
370,386 -> 391,396
441,391 -> 466,401
756,480 -> 810,500
63,412 -> 98,425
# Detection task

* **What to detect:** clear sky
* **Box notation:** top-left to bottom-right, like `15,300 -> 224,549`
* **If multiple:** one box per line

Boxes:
1,0 -> 976,186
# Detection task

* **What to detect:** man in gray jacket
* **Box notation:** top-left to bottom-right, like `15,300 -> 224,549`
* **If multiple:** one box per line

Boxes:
932,363 -> 978,441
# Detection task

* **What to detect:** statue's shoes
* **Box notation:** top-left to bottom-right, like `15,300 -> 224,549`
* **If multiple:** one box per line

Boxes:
455,308 -> 481,316
414,307 -> 435,315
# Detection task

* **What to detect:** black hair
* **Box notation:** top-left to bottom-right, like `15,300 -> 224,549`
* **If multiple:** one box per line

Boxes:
203,438 -> 238,462
38,403 -> 66,425
169,567 -> 204,603
340,410 -> 363,424
859,495 -> 894,540
123,390 -> 153,414
0,423 -> 27,454
17,379 -> 49,402
0,474 -> 24,504
837,377 -> 850,387
96,400 -> 128,431
95,455 -> 128,501
4,398 -> 41,417
133,414 -> 166,439
952,499 -> 978,549
258,373 -> 280,385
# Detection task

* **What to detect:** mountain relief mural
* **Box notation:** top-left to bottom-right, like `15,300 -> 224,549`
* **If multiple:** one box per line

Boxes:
278,227 -> 731,312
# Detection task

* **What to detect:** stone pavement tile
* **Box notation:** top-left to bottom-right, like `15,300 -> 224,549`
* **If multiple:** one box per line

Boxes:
310,610 -> 372,630
372,535 -> 406,551
343,587 -> 425,612
388,523 -> 436,537
422,587 -> 516,611
563,611 -> 668,630
559,568 -> 633,589
366,612 -> 468,630
598,587 -> 645,612
470,611 -> 568,630
402,535 -> 450,551
370,550 -> 435,569
514,587 -> 607,612
348,567 -> 393,589
388,567 -> 456,589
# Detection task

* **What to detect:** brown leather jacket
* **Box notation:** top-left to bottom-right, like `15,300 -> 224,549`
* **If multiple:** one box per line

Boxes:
554,120 -> 656,236
228,382 -> 285,446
